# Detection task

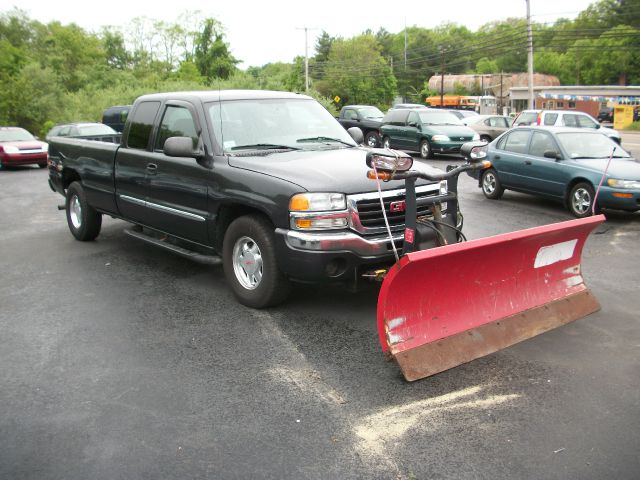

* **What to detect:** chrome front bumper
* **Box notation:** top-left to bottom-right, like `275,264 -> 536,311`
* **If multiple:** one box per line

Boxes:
275,228 -> 402,257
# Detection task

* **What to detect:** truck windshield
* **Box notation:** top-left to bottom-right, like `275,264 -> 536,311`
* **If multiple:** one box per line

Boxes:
207,98 -> 356,152
358,107 -> 383,119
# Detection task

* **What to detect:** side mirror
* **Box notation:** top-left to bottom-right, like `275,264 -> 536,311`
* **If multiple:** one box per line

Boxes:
595,123 -> 601,129
408,121 -> 418,128
347,127 -> 364,144
460,141 -> 488,162
164,136 -> 202,159
543,150 -> 562,160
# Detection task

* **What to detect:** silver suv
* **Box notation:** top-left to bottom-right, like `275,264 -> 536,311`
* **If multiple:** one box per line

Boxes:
513,109 -> 621,144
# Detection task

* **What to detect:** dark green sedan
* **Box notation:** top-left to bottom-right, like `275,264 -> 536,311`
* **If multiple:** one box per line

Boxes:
469,126 -> 640,217
380,108 -> 479,158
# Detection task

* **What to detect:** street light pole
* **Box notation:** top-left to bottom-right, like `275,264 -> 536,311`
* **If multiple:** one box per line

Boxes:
297,26 -> 317,92
526,0 -> 535,109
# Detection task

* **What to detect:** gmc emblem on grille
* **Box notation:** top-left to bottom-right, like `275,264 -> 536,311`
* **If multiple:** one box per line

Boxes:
389,200 -> 406,213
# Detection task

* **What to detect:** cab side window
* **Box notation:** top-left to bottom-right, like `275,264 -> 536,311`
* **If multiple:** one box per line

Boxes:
407,112 -> 420,126
562,114 -> 578,127
155,105 -> 199,151
543,113 -> 558,126
127,101 -> 161,149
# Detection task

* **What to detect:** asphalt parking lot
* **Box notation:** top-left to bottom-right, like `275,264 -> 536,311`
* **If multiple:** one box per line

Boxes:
1,148 -> 639,478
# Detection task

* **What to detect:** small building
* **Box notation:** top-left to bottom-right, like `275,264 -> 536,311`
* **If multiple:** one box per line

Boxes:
509,85 -> 640,116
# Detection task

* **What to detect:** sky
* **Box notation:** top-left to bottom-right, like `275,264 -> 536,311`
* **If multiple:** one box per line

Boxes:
6,0 -> 596,67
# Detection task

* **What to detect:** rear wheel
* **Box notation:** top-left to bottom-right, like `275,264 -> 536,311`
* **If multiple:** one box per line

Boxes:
222,214 -> 290,308
364,131 -> 379,148
382,136 -> 391,149
481,168 -> 504,199
568,182 -> 595,218
66,181 -> 102,241
420,140 -> 433,159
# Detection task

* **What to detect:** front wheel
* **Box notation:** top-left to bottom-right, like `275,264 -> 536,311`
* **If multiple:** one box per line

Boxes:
382,136 -> 391,149
420,140 -> 433,159
481,168 -> 504,199
567,182 -> 595,218
364,131 -> 380,148
222,215 -> 290,308
66,182 -> 102,241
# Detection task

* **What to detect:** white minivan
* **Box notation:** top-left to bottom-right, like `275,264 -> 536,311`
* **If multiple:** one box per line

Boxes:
513,109 -> 621,145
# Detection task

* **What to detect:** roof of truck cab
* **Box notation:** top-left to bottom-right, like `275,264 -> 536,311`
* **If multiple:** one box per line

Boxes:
135,90 -> 313,103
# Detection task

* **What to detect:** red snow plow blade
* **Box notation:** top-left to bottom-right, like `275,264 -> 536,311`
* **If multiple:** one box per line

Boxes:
378,215 -> 605,381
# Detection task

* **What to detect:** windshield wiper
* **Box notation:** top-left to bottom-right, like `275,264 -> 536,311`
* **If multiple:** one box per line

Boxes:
231,143 -> 300,151
296,136 -> 354,147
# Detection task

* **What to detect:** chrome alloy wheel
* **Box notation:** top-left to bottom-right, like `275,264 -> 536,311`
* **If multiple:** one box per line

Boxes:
571,187 -> 592,215
482,171 -> 497,195
232,236 -> 263,290
70,194 -> 82,229
420,142 -> 430,158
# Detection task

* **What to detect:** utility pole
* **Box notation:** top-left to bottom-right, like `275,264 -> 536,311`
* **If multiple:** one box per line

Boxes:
499,71 -> 504,114
526,0 -> 535,109
297,26 -> 317,92
440,46 -> 445,107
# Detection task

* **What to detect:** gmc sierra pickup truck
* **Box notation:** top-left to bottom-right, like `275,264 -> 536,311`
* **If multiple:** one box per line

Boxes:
336,105 -> 383,148
48,90 -> 454,308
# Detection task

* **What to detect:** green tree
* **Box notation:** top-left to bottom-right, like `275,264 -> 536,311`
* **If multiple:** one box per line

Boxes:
194,18 -> 238,81
322,35 -> 396,107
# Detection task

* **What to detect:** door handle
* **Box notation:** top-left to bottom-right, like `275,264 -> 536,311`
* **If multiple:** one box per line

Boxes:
525,160 -> 532,165
146,163 -> 158,172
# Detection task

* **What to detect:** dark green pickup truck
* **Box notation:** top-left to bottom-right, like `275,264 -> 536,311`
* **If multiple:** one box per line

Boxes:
380,108 -> 479,158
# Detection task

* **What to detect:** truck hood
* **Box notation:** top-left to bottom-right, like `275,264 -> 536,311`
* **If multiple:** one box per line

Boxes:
564,157 -> 640,180
228,147 -> 444,193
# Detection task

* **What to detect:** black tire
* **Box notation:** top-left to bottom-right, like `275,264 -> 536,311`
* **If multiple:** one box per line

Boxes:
567,182 -> 595,218
38,162 -> 47,168
420,140 -> 433,159
222,214 -> 290,308
382,136 -> 391,149
481,168 -> 504,199
65,181 -> 102,241
364,131 -> 380,148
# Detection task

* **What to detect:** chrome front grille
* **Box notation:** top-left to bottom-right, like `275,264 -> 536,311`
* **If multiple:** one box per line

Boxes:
347,184 -> 444,235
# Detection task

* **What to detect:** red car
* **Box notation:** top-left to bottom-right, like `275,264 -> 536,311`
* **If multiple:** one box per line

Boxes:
0,127 -> 48,169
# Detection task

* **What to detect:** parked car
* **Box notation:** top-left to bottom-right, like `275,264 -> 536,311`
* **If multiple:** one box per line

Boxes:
464,115 -> 513,142
0,127 -> 48,169
102,105 -> 131,132
468,126 -> 640,217
597,107 -> 613,123
380,108 -> 479,158
513,109 -> 621,144
336,105 -> 384,147
46,122 -> 120,143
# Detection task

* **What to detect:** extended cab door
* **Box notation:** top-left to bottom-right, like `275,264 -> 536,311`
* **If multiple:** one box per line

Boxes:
144,102 -> 210,245
115,100 -> 162,223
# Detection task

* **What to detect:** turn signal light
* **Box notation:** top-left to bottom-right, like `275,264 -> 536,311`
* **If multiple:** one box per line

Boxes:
612,192 -> 633,198
481,160 -> 492,169
367,170 -> 392,181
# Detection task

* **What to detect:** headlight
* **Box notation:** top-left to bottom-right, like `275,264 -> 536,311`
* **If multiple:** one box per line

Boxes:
366,151 -> 413,172
290,193 -> 346,212
431,135 -> 450,142
472,133 -> 481,141
439,180 -> 448,195
2,145 -> 19,154
607,179 -> 640,189
289,193 -> 348,230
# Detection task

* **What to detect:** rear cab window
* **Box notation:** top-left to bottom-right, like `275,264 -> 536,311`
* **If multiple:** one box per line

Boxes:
127,101 -> 161,149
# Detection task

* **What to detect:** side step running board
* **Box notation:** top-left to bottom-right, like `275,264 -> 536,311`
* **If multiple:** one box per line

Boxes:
124,228 -> 222,266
